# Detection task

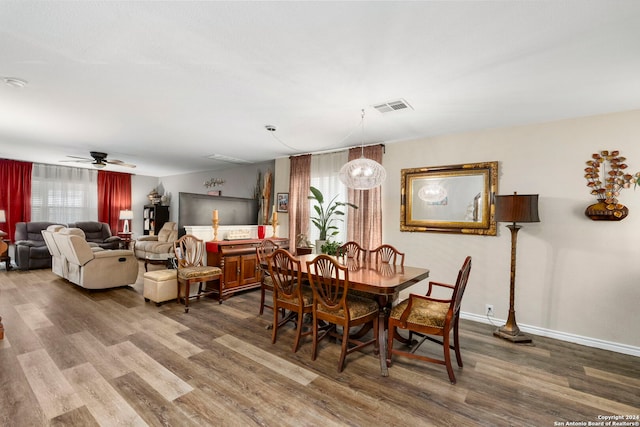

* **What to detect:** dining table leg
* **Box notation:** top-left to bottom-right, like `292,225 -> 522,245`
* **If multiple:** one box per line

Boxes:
377,295 -> 391,377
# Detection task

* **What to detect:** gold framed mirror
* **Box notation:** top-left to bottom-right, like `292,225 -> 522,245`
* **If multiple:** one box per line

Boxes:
401,161 -> 498,235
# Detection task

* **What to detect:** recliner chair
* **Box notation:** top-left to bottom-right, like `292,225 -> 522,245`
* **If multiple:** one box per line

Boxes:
14,221 -> 62,270
67,221 -> 122,249
41,224 -> 67,276
53,228 -> 138,289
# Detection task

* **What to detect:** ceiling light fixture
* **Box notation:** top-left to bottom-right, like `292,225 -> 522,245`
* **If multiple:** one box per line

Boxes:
3,77 -> 28,88
338,109 -> 387,190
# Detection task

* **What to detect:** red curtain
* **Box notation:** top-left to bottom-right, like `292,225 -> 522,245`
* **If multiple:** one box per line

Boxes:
97,170 -> 131,234
0,159 -> 32,241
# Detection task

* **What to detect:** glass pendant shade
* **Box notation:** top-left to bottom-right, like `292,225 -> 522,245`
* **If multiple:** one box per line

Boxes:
339,156 -> 387,190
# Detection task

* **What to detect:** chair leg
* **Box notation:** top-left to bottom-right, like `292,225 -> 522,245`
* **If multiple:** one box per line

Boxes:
386,323 -> 395,367
183,282 -> 191,313
443,330 -> 455,384
311,313 -> 319,361
292,309 -> 304,353
259,286 -> 266,315
453,317 -> 463,368
271,302 -> 279,344
337,323 -> 349,372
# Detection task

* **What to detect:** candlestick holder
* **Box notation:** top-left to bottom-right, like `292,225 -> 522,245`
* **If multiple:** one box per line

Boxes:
212,219 -> 219,241
271,219 -> 278,238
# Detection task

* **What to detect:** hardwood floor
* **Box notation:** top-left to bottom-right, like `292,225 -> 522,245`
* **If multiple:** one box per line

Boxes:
1,263 -> 638,426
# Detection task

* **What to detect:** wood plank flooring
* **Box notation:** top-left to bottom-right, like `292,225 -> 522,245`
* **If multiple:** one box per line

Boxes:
1,263 -> 638,426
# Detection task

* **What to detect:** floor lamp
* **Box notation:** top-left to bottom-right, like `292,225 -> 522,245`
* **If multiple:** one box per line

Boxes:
493,192 -> 540,344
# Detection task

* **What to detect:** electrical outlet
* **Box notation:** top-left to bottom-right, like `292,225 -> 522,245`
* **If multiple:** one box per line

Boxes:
485,304 -> 494,317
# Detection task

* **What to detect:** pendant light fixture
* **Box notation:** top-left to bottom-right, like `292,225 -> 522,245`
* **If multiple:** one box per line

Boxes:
338,109 -> 387,190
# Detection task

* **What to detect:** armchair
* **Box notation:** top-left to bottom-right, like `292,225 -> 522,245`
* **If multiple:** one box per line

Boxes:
67,221 -> 122,250
387,256 -> 472,384
134,222 -> 178,259
14,221 -> 62,270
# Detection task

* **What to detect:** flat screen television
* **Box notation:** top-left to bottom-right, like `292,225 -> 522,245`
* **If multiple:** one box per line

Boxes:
178,192 -> 258,236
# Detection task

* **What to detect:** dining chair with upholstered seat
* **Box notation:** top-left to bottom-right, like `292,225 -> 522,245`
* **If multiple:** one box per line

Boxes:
337,241 -> 367,261
173,234 -> 222,313
386,256 -> 472,384
370,244 -> 405,266
269,249 -> 313,352
256,239 -> 280,316
306,254 -> 379,372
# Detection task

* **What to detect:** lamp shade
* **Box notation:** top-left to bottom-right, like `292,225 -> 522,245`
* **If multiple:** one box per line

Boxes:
494,193 -> 540,223
338,156 -> 387,190
0,209 -> 5,223
119,210 -> 134,220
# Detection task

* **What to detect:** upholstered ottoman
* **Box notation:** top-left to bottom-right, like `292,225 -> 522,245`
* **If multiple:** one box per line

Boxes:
143,269 -> 178,305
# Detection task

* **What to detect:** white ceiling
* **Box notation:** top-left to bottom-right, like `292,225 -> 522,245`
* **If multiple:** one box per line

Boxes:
2,1 -> 640,177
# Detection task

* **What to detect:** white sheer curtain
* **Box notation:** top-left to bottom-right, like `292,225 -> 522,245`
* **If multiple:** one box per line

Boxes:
309,151 -> 350,243
31,163 -> 98,223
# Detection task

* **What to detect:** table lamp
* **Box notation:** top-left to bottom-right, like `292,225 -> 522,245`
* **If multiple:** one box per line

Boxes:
0,209 -> 6,237
119,210 -> 133,234
493,192 -> 540,344
0,209 -> 7,257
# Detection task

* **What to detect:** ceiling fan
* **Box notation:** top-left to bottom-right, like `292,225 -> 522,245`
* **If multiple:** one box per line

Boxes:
62,151 -> 136,169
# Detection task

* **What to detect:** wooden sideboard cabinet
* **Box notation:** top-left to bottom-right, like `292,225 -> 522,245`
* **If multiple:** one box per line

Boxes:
206,238 -> 289,301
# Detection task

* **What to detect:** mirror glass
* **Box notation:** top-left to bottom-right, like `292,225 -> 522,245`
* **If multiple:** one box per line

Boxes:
401,161 -> 498,235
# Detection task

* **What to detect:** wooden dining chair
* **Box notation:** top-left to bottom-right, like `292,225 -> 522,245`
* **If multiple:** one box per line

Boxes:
306,254 -> 379,372
173,234 -> 222,313
269,249 -> 313,352
370,244 -> 405,266
256,239 -> 280,316
337,241 -> 367,261
386,256 -> 472,384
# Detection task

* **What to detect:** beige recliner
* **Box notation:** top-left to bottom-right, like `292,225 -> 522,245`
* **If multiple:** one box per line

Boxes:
41,224 -> 67,277
135,221 -> 178,259
54,228 -> 138,289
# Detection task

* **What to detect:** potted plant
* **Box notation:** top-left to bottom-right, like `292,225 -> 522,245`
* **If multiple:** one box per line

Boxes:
320,240 -> 341,255
308,186 -> 357,251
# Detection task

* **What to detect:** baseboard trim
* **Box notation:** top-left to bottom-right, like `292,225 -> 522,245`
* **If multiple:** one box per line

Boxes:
461,312 -> 640,357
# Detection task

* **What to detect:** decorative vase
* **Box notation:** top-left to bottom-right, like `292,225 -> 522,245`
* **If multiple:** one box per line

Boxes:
257,225 -> 266,239
315,240 -> 326,254
585,199 -> 628,221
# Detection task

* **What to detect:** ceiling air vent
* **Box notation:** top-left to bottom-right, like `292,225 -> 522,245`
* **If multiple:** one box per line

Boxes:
206,154 -> 252,164
373,99 -> 413,113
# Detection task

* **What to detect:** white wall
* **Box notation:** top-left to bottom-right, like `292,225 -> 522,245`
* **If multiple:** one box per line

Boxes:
380,109 -> 640,353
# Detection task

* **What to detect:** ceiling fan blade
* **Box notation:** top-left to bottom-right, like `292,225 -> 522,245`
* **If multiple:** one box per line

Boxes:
64,155 -> 93,161
106,159 -> 136,168
60,159 -> 93,163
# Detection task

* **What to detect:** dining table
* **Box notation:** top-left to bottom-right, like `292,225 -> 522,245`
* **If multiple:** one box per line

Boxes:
293,254 -> 430,376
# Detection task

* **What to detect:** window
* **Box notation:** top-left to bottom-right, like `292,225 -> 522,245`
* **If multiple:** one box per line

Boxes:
309,151 -> 350,243
31,164 -> 98,223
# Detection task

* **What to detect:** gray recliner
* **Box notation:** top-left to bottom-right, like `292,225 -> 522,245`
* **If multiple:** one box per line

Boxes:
67,221 -> 122,249
14,221 -> 62,270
